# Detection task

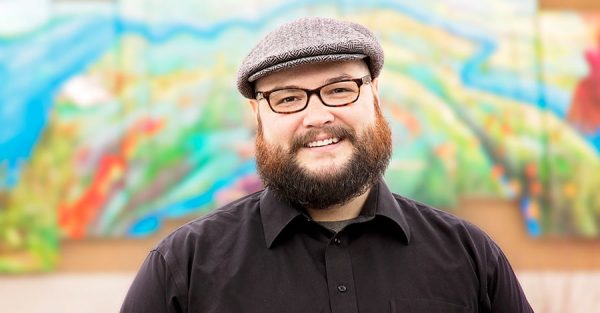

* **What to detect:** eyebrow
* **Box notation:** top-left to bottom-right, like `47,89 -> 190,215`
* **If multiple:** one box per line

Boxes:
323,74 -> 355,85
263,74 -> 357,91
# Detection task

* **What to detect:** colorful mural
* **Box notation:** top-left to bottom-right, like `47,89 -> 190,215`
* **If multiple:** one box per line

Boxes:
538,12 -> 600,237
1,0 -> 599,272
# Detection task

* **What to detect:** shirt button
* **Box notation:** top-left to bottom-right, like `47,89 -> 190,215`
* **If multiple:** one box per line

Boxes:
337,284 -> 347,293
333,238 -> 341,245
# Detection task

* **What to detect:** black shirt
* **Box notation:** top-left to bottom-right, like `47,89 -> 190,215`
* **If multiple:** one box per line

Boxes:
121,180 -> 533,313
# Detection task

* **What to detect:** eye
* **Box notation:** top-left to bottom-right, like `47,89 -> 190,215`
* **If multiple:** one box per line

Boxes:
276,96 -> 301,105
331,87 -> 352,94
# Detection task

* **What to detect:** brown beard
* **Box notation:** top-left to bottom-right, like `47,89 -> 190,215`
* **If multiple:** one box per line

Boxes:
255,102 -> 392,210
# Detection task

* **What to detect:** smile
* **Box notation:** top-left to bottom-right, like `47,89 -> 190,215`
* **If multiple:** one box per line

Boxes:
306,137 -> 340,148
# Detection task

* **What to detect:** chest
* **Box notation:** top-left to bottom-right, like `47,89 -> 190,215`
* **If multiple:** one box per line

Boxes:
186,232 -> 480,313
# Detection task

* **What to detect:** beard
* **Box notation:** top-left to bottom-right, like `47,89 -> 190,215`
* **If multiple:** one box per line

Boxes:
255,103 -> 392,210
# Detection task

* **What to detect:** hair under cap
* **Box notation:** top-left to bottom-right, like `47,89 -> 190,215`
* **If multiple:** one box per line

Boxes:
236,17 -> 384,99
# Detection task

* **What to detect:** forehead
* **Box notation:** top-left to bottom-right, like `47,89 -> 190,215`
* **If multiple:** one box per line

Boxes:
254,60 -> 370,91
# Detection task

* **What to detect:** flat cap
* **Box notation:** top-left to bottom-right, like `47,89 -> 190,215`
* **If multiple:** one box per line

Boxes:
237,17 -> 384,99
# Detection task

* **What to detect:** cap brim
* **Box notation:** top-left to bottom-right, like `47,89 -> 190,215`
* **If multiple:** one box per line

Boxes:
248,53 -> 367,82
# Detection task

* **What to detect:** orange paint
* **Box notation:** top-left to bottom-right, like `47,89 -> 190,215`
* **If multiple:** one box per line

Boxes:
501,123 -> 512,135
528,201 -> 541,220
525,163 -> 537,178
563,183 -> 577,198
491,164 -> 504,179
434,143 -> 454,159
179,95 -> 193,107
121,132 -> 138,158
112,71 -> 128,94
58,155 -> 126,239
388,105 -> 421,137
59,116 -> 166,238
529,181 -> 542,196
75,146 -> 91,164
122,117 -> 165,157
138,117 -> 164,135
509,180 -> 522,195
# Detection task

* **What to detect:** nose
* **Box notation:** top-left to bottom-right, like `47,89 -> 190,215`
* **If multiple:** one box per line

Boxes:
301,94 -> 335,128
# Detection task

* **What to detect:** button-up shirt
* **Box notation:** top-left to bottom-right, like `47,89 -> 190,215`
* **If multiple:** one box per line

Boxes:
121,180 -> 533,313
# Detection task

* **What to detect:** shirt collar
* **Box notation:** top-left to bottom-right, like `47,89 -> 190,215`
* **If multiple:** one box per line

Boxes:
259,188 -> 306,248
260,179 -> 411,248
362,179 -> 411,244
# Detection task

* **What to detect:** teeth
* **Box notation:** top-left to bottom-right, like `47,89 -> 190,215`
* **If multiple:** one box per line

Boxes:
307,137 -> 340,148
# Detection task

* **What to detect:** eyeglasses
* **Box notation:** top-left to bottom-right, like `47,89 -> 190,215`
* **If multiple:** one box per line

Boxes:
255,75 -> 372,114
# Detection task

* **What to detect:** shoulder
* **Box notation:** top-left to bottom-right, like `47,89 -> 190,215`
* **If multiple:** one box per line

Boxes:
391,194 -> 512,281
387,197 -> 531,310
154,190 -> 264,258
125,190 -> 265,307
392,193 -> 499,255
393,194 -> 482,233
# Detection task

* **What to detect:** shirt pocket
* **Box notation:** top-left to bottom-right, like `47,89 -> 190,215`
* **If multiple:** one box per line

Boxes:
390,298 -> 473,313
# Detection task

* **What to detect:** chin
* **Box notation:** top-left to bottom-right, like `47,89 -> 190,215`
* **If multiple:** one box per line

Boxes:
299,158 -> 349,176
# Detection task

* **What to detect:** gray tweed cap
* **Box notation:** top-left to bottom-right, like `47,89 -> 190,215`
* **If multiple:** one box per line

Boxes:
236,17 -> 384,99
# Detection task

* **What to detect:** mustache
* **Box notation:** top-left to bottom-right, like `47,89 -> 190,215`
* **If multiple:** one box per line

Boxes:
289,125 -> 357,154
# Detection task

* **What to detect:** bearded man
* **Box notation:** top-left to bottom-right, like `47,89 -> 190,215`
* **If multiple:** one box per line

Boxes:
121,17 -> 533,313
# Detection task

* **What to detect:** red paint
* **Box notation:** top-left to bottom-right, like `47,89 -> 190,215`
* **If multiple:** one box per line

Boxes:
58,116 -> 165,238
59,155 -> 126,239
568,31 -> 600,133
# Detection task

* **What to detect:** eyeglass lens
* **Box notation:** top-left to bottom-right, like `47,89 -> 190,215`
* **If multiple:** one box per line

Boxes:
269,80 -> 361,113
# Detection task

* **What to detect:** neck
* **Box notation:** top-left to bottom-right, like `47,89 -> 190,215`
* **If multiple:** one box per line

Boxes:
306,188 -> 371,222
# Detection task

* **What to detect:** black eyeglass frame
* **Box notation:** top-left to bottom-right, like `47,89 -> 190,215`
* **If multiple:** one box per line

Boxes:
255,75 -> 372,114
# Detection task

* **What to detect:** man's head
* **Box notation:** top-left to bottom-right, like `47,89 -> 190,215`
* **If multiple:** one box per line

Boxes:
237,17 -> 391,209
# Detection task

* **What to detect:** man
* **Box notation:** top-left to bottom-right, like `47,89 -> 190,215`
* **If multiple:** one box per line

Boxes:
121,17 -> 533,313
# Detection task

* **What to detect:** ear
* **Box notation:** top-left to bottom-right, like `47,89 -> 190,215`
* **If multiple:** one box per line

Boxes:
248,99 -> 260,126
371,77 -> 381,107
371,76 -> 380,93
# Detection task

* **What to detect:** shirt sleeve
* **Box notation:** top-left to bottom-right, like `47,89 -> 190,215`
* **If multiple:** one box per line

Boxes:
486,241 -> 534,313
120,250 -> 185,313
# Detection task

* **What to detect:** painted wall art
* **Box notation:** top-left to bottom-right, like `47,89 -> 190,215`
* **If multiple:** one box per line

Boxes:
1,0 -> 599,272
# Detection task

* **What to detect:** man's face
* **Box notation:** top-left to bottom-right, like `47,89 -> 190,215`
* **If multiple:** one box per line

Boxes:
249,60 -> 392,209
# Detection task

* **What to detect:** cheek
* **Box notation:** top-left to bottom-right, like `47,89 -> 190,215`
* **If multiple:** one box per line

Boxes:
345,103 -> 376,129
259,114 -> 298,147
263,124 -> 286,143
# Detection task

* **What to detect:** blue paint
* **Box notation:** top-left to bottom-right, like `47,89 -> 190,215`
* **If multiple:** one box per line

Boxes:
518,196 -> 542,236
0,0 -> 589,191
128,215 -> 161,237
0,0 -> 315,189
587,131 -> 600,148
127,160 -> 256,236
526,219 -> 542,237
157,160 -> 256,218
0,0 -> 597,238
519,196 -> 530,214
0,17 -> 118,189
